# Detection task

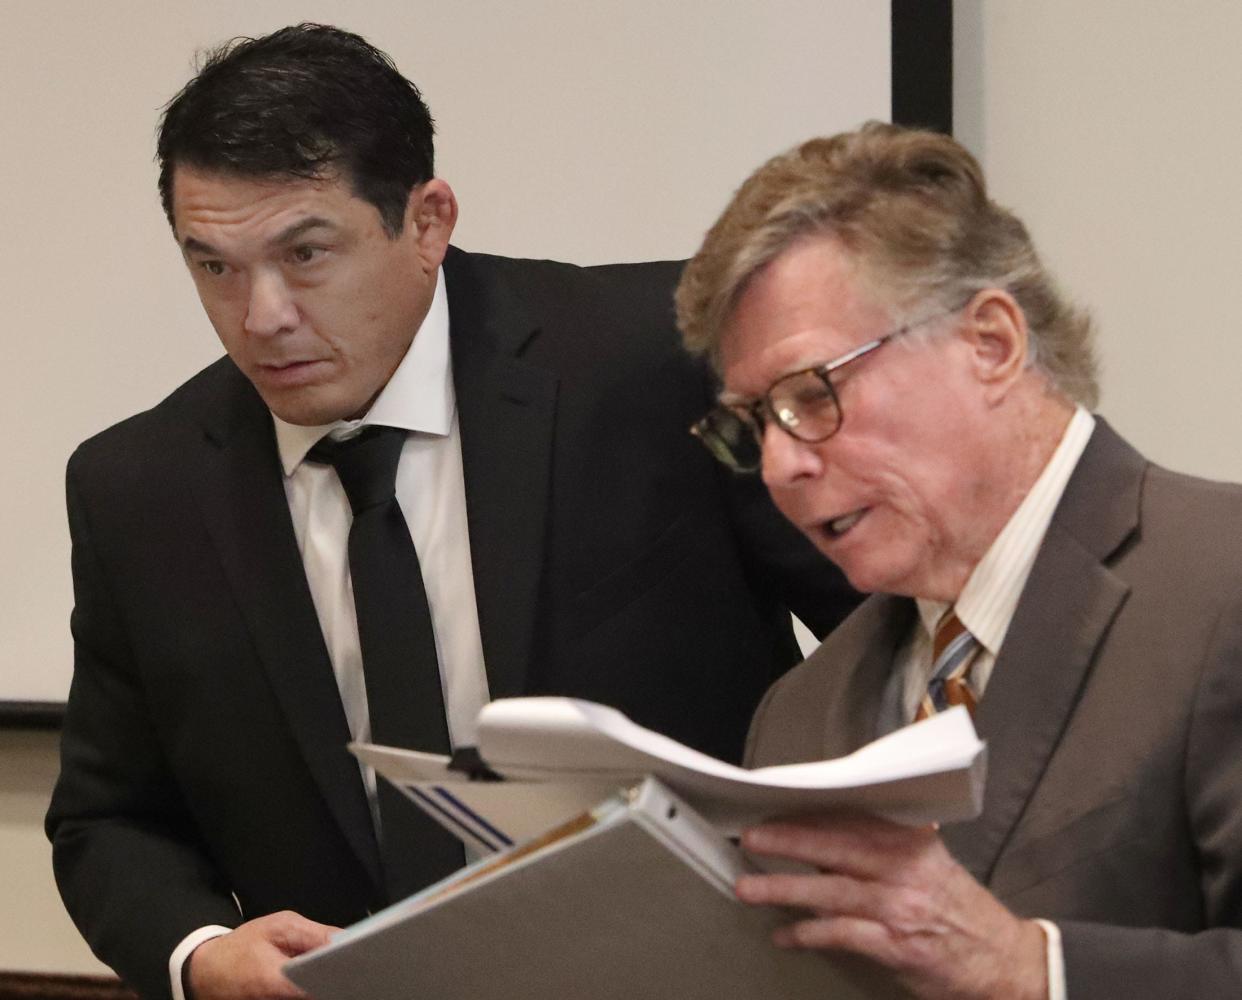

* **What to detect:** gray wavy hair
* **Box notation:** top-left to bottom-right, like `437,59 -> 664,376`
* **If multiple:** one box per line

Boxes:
675,122 -> 1098,407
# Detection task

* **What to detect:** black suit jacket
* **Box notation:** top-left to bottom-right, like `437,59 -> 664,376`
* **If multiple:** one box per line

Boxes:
47,249 -> 857,1000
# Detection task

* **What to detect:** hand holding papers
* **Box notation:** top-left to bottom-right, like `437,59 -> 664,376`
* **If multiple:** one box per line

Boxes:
286,700 -> 986,1000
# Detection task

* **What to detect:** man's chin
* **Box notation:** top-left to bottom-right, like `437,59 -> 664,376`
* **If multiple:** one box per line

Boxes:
258,387 -> 360,427
829,554 -> 913,598
838,567 -> 882,596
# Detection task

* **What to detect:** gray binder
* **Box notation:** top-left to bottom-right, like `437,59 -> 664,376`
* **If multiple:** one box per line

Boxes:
285,777 -> 878,999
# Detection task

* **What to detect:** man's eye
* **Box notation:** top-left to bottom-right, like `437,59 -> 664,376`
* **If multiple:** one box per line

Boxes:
790,382 -> 833,407
199,260 -> 226,276
290,245 -> 322,264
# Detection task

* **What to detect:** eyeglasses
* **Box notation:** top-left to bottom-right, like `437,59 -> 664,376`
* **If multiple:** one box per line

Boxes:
691,304 -> 965,473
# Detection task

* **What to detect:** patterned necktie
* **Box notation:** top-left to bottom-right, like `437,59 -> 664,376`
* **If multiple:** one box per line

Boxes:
307,426 -> 464,901
915,610 -> 980,721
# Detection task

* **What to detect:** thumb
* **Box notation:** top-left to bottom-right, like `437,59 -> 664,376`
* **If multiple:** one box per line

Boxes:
269,915 -> 339,957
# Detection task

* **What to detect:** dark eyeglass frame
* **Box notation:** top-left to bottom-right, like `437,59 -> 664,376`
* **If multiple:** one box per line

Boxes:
691,302 -> 968,473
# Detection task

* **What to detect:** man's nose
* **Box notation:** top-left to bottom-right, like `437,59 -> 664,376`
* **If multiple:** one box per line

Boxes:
244,270 -> 299,336
760,421 -> 822,489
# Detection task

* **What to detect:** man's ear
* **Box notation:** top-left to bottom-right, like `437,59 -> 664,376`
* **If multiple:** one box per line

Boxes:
404,179 -> 458,272
961,289 -> 1030,404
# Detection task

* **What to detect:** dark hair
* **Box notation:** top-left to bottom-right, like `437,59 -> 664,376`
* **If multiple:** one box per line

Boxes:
157,23 -> 435,236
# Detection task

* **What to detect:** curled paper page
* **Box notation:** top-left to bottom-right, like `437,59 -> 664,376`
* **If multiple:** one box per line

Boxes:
354,698 -> 985,843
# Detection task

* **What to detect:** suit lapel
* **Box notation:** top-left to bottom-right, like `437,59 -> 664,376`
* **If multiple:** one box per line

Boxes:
941,420 -> 1143,882
188,365 -> 384,894
817,595 -> 915,759
444,249 -> 557,701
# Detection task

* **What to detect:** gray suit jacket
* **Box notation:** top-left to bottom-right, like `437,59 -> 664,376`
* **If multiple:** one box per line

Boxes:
746,420 -> 1242,997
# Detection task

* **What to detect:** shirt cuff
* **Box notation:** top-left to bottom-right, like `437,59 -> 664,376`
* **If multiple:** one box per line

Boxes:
1034,919 -> 1066,1000
169,925 -> 233,1000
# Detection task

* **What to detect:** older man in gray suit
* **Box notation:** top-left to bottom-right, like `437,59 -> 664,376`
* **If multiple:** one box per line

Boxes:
675,122 -> 1242,999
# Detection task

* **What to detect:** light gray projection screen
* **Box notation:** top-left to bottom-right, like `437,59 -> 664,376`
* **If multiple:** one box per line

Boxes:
0,1 -> 897,707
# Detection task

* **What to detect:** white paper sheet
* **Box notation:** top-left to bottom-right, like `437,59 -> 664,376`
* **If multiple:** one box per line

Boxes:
353,698 -> 985,841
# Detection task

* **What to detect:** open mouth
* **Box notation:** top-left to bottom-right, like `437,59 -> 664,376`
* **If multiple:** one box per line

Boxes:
825,508 -> 867,538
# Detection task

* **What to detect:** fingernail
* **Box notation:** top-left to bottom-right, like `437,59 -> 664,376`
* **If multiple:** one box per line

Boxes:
742,827 -> 770,851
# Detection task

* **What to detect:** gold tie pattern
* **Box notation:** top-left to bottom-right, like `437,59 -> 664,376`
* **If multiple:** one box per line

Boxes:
915,611 -> 980,722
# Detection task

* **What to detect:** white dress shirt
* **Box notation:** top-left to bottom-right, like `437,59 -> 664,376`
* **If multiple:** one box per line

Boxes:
892,404 -> 1095,1000
272,265 -> 489,760
170,266 -> 489,999
898,405 -> 1097,720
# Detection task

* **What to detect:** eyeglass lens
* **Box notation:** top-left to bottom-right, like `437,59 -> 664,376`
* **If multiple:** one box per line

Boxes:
696,369 -> 842,472
769,369 -> 841,441
698,410 -> 762,471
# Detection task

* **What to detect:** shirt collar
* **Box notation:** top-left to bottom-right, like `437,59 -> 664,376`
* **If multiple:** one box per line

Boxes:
916,405 -> 1096,654
272,266 -> 452,476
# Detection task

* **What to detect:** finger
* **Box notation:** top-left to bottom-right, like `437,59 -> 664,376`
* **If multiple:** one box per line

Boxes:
737,871 -> 941,934
272,921 -> 336,956
738,871 -> 871,913
779,811 -> 935,852
742,817 -> 938,878
772,913 -> 909,970
264,912 -> 339,956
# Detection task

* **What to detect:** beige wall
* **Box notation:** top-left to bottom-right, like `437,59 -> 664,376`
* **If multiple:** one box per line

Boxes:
955,1 -> 1242,481
0,730 -> 104,973
0,0 -> 888,977
0,0 -> 888,705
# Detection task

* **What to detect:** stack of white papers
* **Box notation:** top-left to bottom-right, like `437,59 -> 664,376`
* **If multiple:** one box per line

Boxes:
353,697 -> 985,850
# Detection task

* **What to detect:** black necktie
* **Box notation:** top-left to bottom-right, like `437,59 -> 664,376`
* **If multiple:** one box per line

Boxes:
307,425 -> 464,901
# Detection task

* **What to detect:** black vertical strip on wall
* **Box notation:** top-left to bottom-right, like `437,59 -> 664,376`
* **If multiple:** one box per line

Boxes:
891,0 -> 953,134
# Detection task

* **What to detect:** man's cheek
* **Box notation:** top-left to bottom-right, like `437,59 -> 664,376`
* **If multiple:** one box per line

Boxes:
769,487 -> 814,533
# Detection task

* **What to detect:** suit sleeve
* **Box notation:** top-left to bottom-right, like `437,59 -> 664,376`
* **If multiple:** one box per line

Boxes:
46,456 -> 241,1000
1058,602 -> 1242,996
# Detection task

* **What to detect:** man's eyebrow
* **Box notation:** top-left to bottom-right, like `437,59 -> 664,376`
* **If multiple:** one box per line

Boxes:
271,217 -> 337,245
180,218 -> 338,257
181,236 -> 219,256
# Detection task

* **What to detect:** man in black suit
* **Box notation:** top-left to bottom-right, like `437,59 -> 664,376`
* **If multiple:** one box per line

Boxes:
46,24 -> 855,1000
